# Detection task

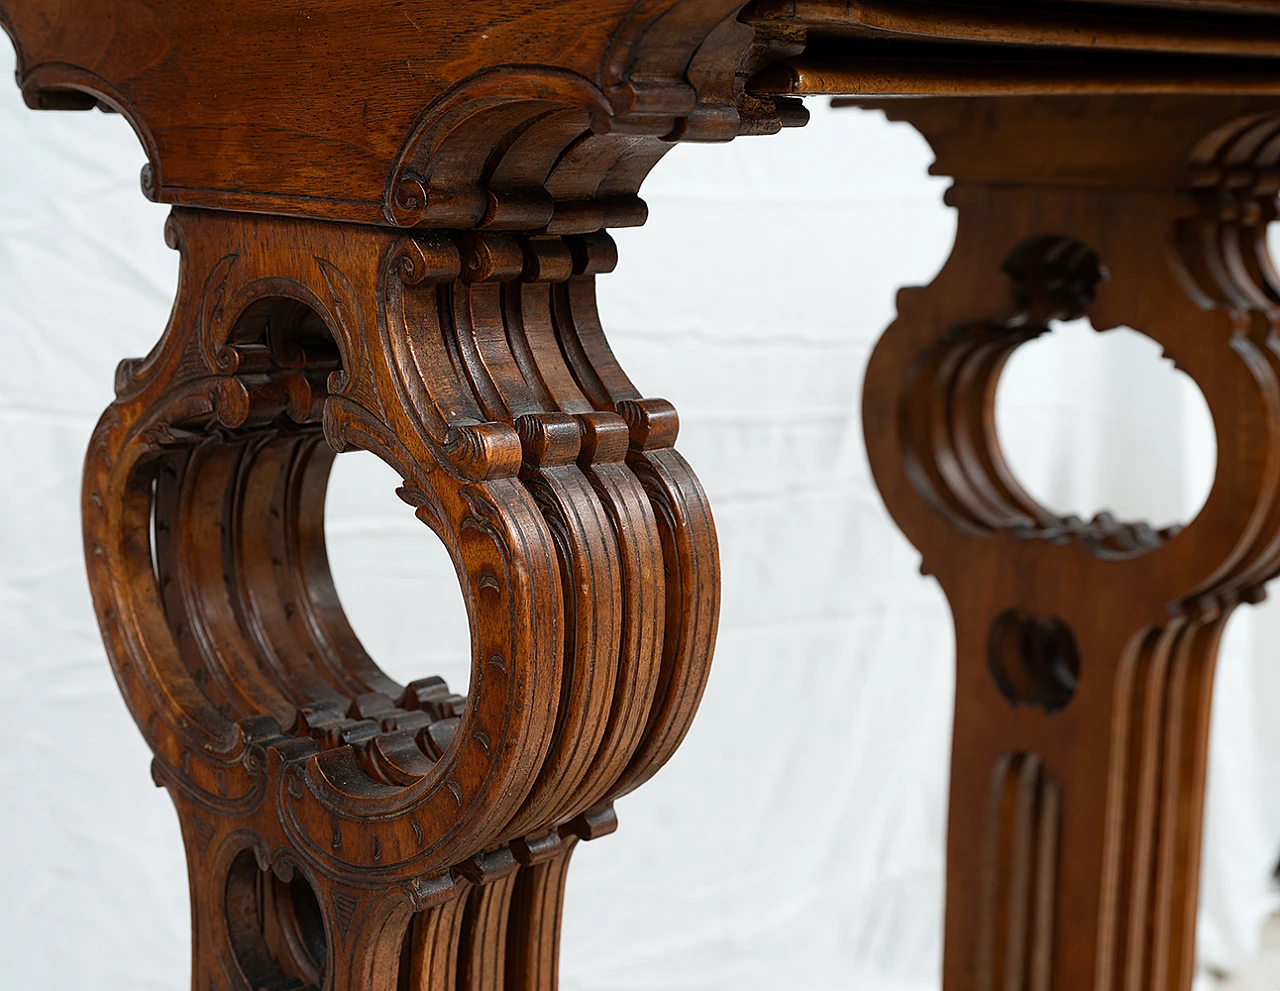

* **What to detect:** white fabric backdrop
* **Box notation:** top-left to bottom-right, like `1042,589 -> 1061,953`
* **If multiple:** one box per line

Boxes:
3,40 -> 1280,989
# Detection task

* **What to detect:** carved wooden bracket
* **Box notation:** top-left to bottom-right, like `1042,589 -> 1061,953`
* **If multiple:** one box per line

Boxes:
0,1 -> 807,225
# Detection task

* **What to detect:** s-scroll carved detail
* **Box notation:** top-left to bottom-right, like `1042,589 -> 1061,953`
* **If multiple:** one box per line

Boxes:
857,94 -> 1280,991
82,206 -> 718,990
385,69 -> 618,231
382,25 -> 808,236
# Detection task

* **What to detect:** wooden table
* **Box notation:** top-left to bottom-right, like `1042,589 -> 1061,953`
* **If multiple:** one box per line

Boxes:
3,2 -> 1278,989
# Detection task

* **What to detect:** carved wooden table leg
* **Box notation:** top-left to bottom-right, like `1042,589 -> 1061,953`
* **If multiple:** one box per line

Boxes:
857,95 -> 1280,991
82,208 -> 719,990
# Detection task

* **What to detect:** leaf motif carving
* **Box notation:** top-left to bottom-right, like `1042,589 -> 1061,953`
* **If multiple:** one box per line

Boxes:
198,254 -> 240,374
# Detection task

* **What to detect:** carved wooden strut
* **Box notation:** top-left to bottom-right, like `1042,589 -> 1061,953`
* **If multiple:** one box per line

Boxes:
7,2 -> 1280,990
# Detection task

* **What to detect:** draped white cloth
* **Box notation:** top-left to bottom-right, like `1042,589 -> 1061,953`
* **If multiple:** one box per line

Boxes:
2,41 -> 1277,988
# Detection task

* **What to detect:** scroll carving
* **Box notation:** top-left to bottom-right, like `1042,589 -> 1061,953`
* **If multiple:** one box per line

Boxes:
381,22 -> 809,236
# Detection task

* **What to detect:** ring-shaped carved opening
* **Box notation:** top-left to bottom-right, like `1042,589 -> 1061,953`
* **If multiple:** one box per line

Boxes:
325,449 -> 471,697
901,234 -> 1216,560
129,293 -> 474,776
995,318 -> 1216,539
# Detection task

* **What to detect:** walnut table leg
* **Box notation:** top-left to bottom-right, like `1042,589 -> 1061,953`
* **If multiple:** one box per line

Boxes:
81,209 -> 719,990
859,95 -> 1280,991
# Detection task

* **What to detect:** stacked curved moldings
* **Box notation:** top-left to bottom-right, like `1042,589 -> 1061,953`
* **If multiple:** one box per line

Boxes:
82,209 -> 718,991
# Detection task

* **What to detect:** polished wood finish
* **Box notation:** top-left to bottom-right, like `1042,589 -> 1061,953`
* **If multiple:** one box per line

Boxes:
4,2 -> 1280,990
